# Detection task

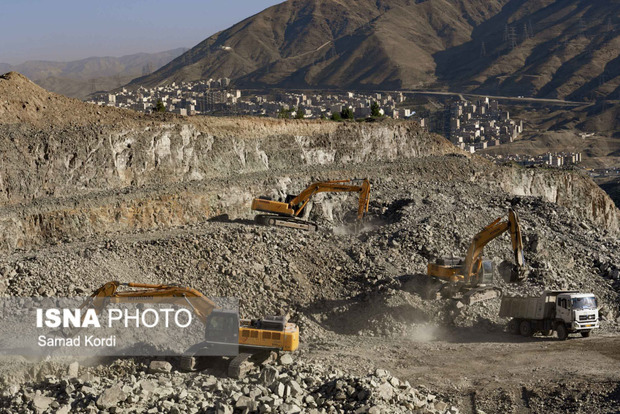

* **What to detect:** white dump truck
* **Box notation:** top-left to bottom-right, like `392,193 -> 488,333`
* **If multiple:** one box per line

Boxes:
499,291 -> 599,340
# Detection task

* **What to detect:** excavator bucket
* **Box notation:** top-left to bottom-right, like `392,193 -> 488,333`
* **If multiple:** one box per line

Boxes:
463,287 -> 503,305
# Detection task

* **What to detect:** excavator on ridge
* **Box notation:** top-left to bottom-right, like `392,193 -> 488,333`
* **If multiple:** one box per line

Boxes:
251,179 -> 371,231
426,208 -> 525,304
79,281 -> 299,378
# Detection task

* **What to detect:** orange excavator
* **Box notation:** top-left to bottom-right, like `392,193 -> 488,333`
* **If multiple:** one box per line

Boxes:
80,282 -> 299,377
251,179 -> 371,231
426,208 -> 525,304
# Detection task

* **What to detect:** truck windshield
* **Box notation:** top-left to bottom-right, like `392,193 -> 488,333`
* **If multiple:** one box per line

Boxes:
572,296 -> 597,310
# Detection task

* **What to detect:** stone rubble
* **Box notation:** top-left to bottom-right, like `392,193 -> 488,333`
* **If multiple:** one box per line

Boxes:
0,357 -> 456,414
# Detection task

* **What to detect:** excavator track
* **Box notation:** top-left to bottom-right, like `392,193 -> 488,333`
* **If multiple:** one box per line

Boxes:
227,353 -> 254,379
255,214 -> 318,232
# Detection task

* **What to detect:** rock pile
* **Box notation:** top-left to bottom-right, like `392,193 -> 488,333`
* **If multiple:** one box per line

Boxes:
1,173 -> 619,336
0,357 -> 455,414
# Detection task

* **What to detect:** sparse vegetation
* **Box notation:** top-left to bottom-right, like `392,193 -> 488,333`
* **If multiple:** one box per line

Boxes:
278,106 -> 291,119
154,99 -> 166,113
341,107 -> 354,120
371,101 -> 381,117
295,106 -> 305,119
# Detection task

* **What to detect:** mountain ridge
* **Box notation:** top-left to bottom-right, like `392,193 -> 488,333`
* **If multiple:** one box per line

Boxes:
0,48 -> 188,99
130,0 -> 620,100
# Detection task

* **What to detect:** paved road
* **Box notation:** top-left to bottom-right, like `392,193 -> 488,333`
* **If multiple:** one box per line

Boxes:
394,89 -> 591,106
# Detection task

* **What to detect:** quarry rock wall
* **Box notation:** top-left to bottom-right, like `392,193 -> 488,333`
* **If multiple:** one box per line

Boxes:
0,122 -> 450,204
0,118 -> 617,254
498,167 -> 619,233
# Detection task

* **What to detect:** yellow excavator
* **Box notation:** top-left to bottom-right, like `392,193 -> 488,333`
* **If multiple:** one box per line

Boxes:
426,208 -> 525,304
80,282 -> 299,377
251,179 -> 371,231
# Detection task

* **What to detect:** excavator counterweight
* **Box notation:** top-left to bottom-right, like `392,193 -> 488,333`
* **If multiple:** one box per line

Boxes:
252,179 -> 371,231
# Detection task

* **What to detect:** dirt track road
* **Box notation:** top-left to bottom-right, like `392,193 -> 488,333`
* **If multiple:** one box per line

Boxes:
305,329 -> 620,413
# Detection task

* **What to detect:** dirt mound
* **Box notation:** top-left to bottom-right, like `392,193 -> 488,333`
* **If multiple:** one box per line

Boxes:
0,71 -> 149,127
0,356 -> 452,414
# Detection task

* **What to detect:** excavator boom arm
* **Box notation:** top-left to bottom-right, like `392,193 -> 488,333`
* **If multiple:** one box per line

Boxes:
289,179 -> 371,218
82,281 -> 217,323
462,220 -> 509,279
463,209 -> 524,282
509,209 -> 524,268
462,208 -> 524,282
428,208 -> 525,286
252,179 -> 371,220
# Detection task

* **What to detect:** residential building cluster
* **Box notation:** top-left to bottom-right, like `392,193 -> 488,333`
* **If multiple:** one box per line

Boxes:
88,78 -> 240,116
239,90 -> 408,119
89,81 -> 415,120
447,97 -> 523,153
482,152 -> 583,167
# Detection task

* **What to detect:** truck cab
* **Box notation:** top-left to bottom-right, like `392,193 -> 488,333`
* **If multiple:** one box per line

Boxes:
556,292 -> 599,333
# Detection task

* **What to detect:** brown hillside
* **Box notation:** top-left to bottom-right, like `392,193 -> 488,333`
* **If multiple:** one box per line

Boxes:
435,0 -> 620,100
130,0 -> 620,100
131,0 -> 506,90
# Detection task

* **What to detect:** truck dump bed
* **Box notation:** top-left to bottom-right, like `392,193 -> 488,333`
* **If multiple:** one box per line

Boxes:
500,296 -> 545,319
499,291 -> 569,320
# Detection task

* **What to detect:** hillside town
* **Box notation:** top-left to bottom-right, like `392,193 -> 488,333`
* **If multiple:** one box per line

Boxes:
89,82 -> 535,156
87,78 -> 591,170
446,98 -> 523,153
88,79 -> 589,168
88,80 -> 414,120
481,151 -> 583,168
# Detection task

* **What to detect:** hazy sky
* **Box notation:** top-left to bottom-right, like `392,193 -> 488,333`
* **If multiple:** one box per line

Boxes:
0,0 -> 283,64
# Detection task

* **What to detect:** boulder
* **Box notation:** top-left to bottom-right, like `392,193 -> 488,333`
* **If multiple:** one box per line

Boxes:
376,382 -> 393,401
260,365 -> 278,386
148,360 -> 172,374
96,383 -> 127,410
67,361 -> 79,379
280,354 -> 294,365
32,395 -> 54,414
216,402 -> 233,414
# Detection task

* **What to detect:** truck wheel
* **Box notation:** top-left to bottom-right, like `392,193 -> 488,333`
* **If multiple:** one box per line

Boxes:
507,319 -> 520,335
580,330 -> 591,338
519,320 -> 533,337
556,323 -> 568,340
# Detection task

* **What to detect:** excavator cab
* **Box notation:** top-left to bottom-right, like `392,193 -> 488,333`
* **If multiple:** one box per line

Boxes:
204,310 -> 239,343
284,194 -> 306,212
479,260 -> 494,285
